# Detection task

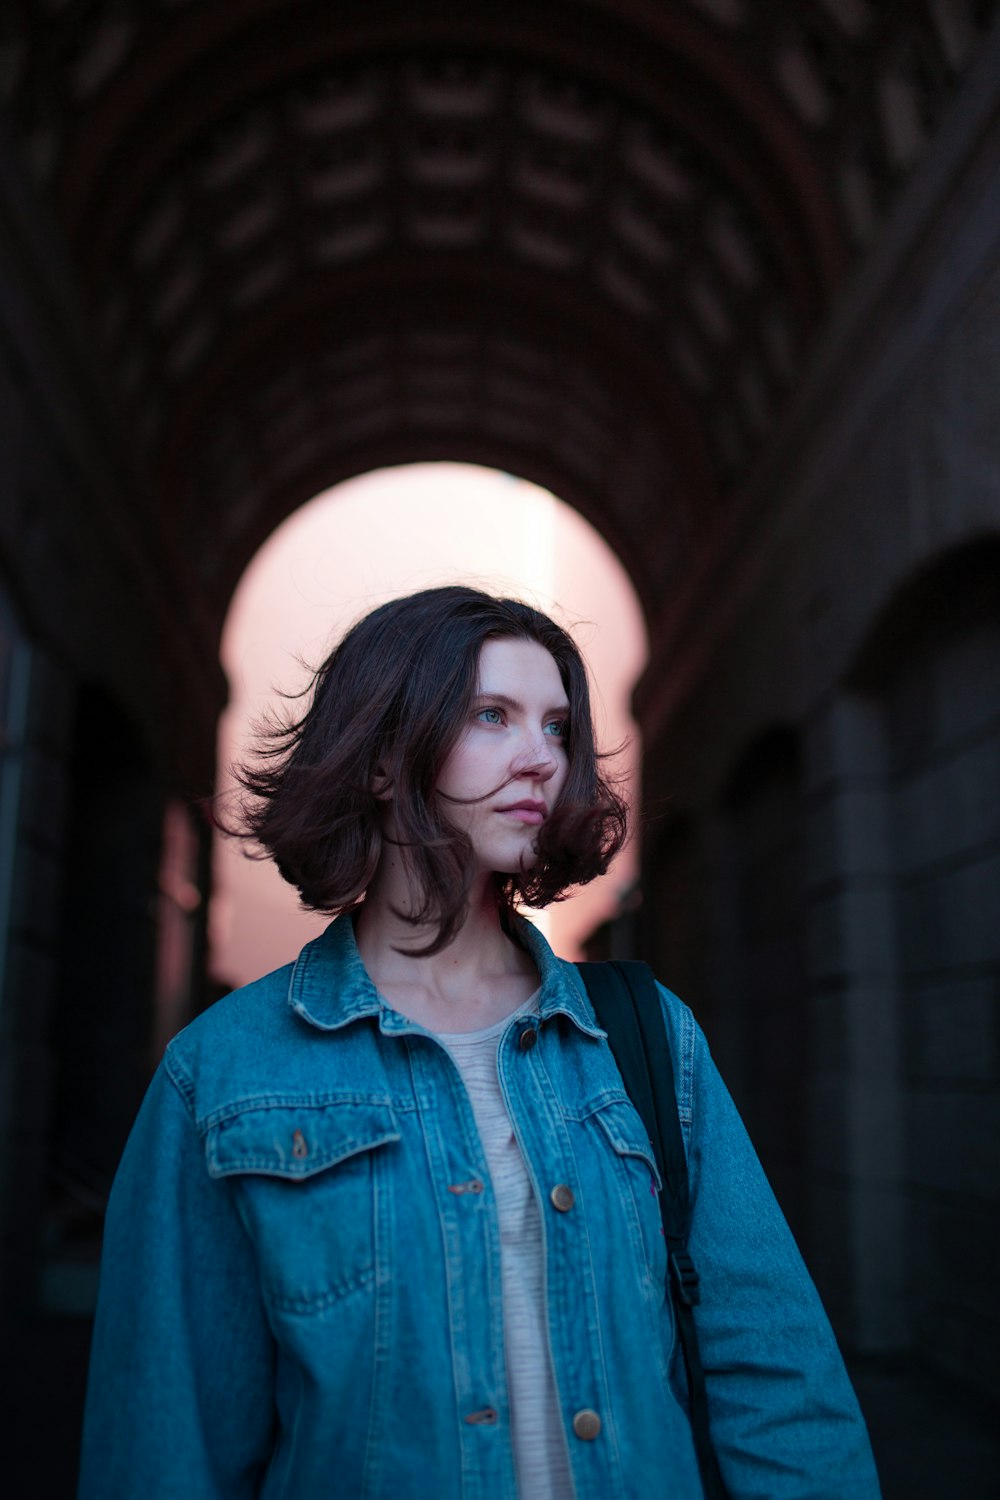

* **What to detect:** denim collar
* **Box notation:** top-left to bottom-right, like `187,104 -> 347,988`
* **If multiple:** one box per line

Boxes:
287,909 -> 604,1040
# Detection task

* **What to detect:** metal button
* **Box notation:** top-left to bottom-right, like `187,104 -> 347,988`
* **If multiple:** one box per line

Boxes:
292,1130 -> 308,1158
519,1027 -> 538,1052
550,1183 -> 575,1213
572,1408 -> 601,1441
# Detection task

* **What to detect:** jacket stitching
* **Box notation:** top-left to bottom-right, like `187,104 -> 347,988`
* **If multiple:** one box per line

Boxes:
266,1263 -> 377,1315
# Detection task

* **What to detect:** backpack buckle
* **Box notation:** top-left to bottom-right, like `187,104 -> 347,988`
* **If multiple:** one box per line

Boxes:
669,1248 -> 701,1307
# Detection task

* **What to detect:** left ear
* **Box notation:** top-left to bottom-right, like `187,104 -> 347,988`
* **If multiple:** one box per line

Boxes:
371,765 -> 392,802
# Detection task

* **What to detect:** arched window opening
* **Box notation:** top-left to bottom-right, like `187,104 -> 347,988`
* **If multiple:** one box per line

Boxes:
211,463 -> 648,990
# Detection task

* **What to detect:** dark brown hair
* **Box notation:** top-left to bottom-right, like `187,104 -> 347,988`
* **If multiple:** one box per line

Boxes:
234,585 -> 628,952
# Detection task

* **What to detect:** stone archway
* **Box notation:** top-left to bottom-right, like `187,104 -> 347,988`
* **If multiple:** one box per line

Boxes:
210,460 -> 649,985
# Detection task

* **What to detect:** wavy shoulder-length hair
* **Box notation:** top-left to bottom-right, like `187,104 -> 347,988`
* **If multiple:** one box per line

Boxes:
234,585 -> 628,953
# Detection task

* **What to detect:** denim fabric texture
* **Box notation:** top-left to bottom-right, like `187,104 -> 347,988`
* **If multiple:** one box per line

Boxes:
79,913 -> 881,1500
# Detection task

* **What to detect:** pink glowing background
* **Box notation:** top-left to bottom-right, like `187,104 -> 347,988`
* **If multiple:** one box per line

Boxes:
211,464 -> 647,986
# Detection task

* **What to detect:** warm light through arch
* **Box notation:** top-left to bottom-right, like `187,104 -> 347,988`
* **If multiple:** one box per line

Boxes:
211,463 -> 648,988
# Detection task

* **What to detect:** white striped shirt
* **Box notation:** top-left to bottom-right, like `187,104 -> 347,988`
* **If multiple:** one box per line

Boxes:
438,999 -> 575,1499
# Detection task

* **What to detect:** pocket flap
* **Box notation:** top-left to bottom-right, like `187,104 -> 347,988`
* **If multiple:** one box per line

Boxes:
206,1101 -> 400,1180
591,1099 -> 662,1191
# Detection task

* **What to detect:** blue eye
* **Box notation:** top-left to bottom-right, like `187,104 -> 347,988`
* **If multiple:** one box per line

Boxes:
545,719 -> 569,740
477,707 -> 503,725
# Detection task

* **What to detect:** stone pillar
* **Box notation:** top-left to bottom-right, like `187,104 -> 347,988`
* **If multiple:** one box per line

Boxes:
803,694 -> 906,1351
0,624 -> 75,1321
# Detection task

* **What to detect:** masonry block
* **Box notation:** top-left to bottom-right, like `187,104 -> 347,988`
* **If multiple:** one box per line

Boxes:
897,851 -> 1000,974
807,1177 -> 855,1331
846,1179 -> 907,1351
841,980 -> 903,1076
925,1196 -> 1000,1324
806,882 -> 898,982
808,1076 -> 855,1177
906,1088 -> 1000,1199
906,976 -> 997,1082
806,784 -> 891,889
918,1307 -> 1000,1407
934,623 -> 1000,744
893,733 -> 1000,873
808,1070 -> 904,1185
807,984 -> 850,1072
804,695 -> 887,795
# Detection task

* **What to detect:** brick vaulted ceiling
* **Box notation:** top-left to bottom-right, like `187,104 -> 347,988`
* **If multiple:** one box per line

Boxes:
3,0 -> 995,636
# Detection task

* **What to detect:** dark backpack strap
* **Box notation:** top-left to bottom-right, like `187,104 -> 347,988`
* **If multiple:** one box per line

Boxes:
577,960 -> 728,1500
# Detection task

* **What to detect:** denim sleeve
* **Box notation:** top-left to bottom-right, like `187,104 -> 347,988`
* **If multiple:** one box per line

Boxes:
659,987 -> 882,1500
78,1060 -> 276,1500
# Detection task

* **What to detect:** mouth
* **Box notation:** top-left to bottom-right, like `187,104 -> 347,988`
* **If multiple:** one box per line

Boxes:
496,799 -> 547,827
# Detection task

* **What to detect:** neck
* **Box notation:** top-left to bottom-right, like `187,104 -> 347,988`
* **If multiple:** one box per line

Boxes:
354,851 -> 537,1026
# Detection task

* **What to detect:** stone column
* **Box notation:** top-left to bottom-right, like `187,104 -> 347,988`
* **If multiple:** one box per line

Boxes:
0,627 -> 74,1320
803,693 -> 906,1351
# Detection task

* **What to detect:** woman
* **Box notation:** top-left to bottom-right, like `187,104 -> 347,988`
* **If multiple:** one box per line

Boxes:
79,586 -> 881,1499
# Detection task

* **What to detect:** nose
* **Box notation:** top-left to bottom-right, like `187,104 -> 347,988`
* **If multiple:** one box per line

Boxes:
513,728 -> 559,782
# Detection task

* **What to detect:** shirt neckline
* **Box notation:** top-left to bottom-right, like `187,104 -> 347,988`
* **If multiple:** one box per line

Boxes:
432,987 -> 542,1042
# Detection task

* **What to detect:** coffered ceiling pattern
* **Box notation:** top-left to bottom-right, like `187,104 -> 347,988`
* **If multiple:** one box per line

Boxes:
1,0 -> 994,626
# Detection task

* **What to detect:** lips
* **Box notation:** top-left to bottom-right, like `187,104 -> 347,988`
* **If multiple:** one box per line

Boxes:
497,799 -> 547,826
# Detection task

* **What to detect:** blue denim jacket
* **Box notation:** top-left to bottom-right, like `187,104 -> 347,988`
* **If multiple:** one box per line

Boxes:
79,913 -> 880,1499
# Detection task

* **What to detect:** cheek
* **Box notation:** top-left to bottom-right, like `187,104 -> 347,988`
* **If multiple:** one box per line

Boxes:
437,741 -> 500,802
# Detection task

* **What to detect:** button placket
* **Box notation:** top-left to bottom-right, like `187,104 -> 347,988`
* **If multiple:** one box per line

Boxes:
501,1009 -> 613,1475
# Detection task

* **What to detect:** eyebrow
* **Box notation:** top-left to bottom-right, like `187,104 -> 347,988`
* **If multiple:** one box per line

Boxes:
472,691 -> 570,717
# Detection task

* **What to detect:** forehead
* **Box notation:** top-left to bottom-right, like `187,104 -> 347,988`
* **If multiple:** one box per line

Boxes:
475,636 -> 567,698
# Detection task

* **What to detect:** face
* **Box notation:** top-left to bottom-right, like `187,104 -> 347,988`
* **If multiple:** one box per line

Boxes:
434,636 -> 571,877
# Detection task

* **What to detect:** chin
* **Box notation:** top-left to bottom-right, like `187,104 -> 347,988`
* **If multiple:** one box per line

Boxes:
490,848 -> 541,878
469,827 -> 543,880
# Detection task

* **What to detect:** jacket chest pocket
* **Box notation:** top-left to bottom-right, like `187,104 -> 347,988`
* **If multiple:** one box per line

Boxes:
589,1097 -> 668,1291
205,1101 -> 400,1315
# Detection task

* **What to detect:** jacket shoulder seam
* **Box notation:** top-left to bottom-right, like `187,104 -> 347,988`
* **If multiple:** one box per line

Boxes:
163,1044 -> 198,1122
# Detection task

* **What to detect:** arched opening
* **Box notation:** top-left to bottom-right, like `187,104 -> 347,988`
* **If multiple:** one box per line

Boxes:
210,462 -> 648,990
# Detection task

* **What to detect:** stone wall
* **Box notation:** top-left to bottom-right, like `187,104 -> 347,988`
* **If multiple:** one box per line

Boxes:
638,167 -> 1000,1399
0,129 -> 214,1326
